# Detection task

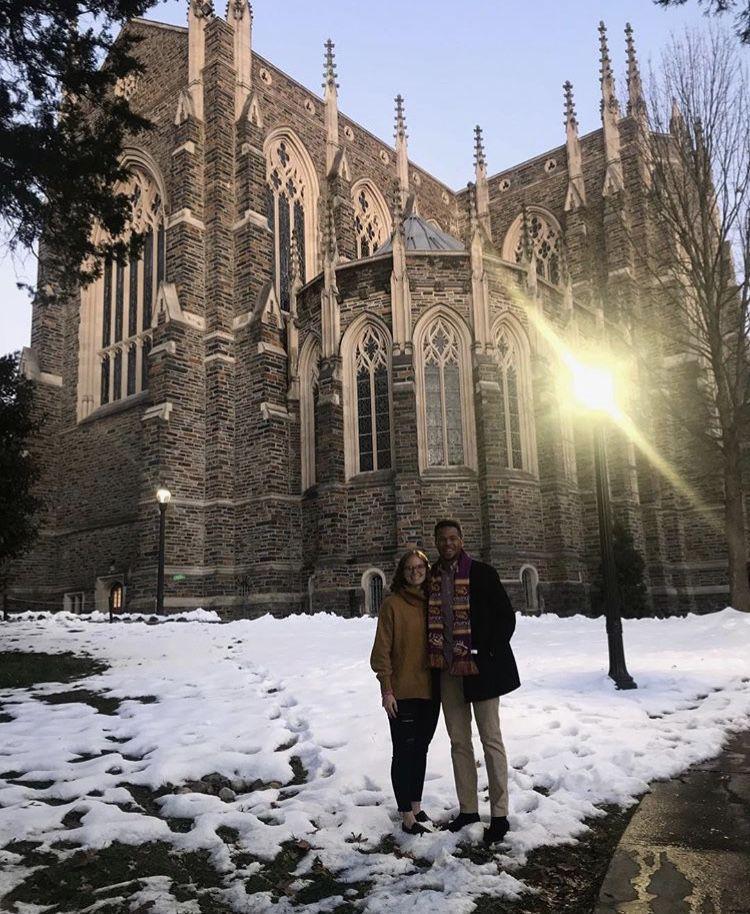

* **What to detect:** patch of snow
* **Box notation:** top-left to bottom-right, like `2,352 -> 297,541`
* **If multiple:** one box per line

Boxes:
1,608 -> 749,912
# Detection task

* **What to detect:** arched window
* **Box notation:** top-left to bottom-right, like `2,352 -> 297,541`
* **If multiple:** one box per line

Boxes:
502,208 -> 562,286
342,317 -> 393,479
362,568 -> 386,616
351,180 -> 391,259
422,317 -> 465,468
78,163 -> 165,419
520,565 -> 539,613
494,321 -> 537,474
265,132 -> 319,311
413,310 -> 477,472
300,336 -> 320,491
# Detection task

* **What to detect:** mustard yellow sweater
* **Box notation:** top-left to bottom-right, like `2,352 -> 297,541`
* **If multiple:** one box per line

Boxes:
370,586 -> 433,700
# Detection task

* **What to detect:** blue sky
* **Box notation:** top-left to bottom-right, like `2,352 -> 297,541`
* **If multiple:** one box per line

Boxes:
0,0 -> 712,355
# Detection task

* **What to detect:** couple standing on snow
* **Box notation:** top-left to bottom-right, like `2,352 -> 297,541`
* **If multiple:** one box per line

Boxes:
370,519 -> 520,845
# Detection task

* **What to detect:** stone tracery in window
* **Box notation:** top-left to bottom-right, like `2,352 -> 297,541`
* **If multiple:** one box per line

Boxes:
353,324 -> 391,473
505,209 -> 562,286
92,167 -> 165,416
495,324 -> 537,474
423,318 -> 464,467
300,338 -> 320,492
351,181 -> 390,259
266,136 -> 317,311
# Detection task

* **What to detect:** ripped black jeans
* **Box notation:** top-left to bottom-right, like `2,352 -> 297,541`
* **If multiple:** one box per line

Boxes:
388,698 -> 441,812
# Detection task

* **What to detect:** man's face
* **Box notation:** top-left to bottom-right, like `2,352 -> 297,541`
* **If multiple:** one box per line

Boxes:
435,526 -> 463,563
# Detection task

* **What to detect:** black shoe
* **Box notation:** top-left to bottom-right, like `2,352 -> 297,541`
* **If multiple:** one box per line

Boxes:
402,821 -> 429,836
444,812 -> 480,832
414,811 -> 432,824
483,816 -> 509,845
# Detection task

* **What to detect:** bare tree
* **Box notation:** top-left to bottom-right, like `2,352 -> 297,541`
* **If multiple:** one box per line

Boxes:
655,0 -> 750,44
640,28 -> 750,610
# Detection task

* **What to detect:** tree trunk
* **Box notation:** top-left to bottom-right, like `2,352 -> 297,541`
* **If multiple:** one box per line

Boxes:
723,439 -> 750,611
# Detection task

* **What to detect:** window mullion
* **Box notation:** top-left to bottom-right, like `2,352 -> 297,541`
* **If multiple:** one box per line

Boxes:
440,361 -> 449,466
506,367 -> 514,468
369,365 -> 378,471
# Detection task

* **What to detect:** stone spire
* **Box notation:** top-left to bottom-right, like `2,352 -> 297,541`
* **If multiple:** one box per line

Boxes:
563,80 -> 586,212
323,39 -> 340,174
473,125 -> 492,239
599,21 -> 624,196
287,228 -> 302,395
468,183 -> 491,349
228,0 -> 252,119
187,0 -> 213,121
321,197 -> 340,359
624,22 -> 646,123
394,94 -> 410,212
670,98 -> 686,138
520,204 -> 538,298
390,175 -> 412,355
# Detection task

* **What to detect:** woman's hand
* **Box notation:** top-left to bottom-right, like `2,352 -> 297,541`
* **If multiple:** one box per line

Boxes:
382,691 -> 398,719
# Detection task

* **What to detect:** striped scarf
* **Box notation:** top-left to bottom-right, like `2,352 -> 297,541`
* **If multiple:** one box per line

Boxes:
428,551 -> 479,676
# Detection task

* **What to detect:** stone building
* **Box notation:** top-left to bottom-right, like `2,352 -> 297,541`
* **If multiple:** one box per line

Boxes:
9,5 -> 731,617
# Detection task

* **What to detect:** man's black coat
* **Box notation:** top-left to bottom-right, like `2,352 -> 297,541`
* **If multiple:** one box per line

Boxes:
461,559 -> 521,703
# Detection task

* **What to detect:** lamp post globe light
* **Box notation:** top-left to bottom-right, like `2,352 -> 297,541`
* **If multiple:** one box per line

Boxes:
155,487 -> 171,615
565,357 -> 637,691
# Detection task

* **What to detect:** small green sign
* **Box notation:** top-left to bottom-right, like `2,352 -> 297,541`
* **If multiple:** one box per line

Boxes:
172,573 -> 186,582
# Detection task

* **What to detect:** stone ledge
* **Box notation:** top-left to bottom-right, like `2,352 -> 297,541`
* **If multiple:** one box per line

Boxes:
149,340 -> 177,358
142,401 -> 173,423
166,208 -> 206,231
260,401 -> 290,421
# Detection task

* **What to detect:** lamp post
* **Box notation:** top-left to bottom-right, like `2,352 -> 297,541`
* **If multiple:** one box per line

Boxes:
567,358 -> 637,691
155,487 -> 171,614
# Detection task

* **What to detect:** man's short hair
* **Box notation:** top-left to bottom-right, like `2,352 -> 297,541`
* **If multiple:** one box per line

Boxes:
434,518 -> 463,538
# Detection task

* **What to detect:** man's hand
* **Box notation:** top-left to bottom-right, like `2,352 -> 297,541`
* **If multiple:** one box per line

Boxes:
382,692 -> 398,719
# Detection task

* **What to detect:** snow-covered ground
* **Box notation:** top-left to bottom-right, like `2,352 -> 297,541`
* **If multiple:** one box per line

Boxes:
1,608 -> 749,913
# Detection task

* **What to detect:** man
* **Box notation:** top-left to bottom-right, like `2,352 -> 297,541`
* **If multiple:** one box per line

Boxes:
429,519 -> 520,844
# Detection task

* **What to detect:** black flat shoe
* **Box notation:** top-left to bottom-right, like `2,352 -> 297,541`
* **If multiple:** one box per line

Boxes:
402,821 -> 429,836
443,812 -> 480,832
483,816 -> 510,845
414,811 -> 432,824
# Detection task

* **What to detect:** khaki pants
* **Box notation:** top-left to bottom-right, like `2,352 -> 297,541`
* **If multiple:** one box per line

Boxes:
440,671 -> 509,817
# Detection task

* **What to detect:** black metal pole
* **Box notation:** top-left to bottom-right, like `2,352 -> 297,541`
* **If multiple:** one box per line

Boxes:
156,503 -> 167,614
592,421 -> 637,690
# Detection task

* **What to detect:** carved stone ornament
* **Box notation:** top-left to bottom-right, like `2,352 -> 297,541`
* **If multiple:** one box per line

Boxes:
191,0 -> 214,18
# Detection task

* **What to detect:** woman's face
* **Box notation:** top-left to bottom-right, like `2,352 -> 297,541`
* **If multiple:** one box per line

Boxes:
403,555 -> 427,586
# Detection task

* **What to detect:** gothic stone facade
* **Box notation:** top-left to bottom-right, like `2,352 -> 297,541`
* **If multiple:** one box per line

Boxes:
9,9 -> 731,617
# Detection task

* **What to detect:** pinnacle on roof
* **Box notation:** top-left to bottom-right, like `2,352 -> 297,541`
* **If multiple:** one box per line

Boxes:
190,0 -> 214,19
563,80 -> 578,131
670,97 -> 686,136
625,22 -> 646,118
394,94 -> 407,140
473,125 -> 486,170
322,38 -> 338,91
598,20 -> 620,118
226,0 -> 251,20
467,181 -> 478,231
598,20 -> 613,83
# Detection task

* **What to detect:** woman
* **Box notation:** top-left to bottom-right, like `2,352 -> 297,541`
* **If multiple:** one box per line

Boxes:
370,549 -> 440,835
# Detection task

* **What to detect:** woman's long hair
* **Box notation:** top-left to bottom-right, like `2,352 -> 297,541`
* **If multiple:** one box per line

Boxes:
391,548 -> 430,597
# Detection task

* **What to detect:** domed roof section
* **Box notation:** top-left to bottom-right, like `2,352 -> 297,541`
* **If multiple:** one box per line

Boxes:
379,214 -> 464,254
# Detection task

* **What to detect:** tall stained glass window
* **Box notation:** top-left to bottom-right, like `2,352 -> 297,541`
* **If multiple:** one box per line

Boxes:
352,182 -> 389,259
496,328 -> 534,471
353,325 -> 391,473
300,340 -> 320,492
97,167 -> 165,409
422,318 -> 464,467
267,139 -> 314,311
511,211 -> 562,286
